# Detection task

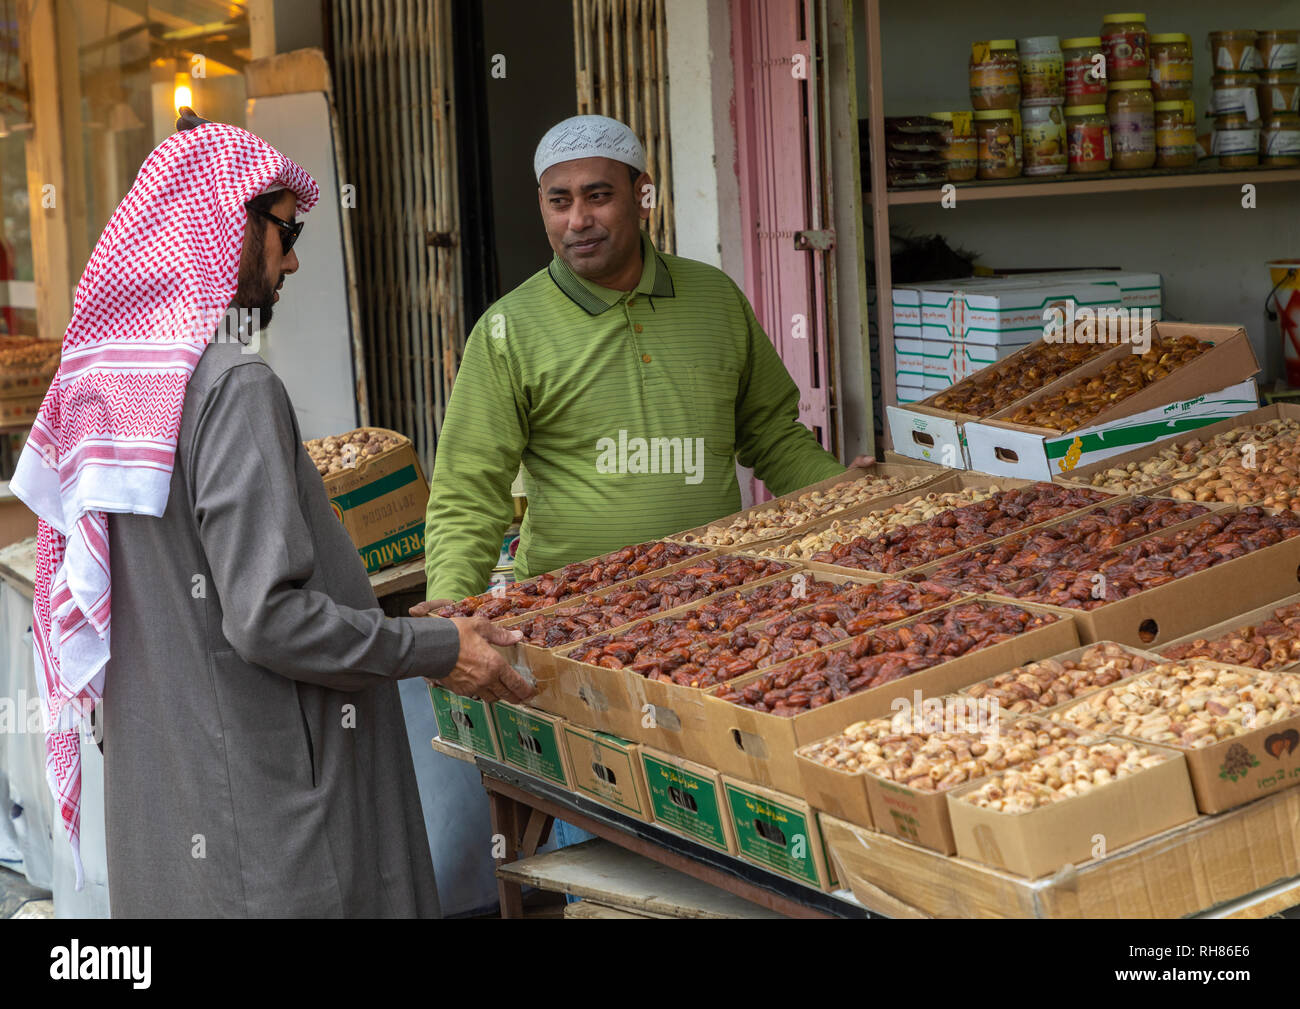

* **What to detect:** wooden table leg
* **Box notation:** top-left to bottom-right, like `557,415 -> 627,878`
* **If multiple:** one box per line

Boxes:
488,788 -> 525,919
521,808 -> 554,859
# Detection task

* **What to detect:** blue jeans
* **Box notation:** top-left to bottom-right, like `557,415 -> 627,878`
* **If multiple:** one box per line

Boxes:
551,820 -> 596,904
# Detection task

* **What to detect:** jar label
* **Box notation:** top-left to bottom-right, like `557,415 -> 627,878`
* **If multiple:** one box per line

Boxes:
1068,121 -> 1111,166
1264,128 -> 1300,156
1262,42 -> 1298,70
1111,114 -> 1155,155
1065,56 -> 1107,99
1156,124 -> 1197,148
1150,55 -> 1193,85
1102,29 -> 1148,76
1020,54 -> 1064,100
1216,44 -> 1262,71
1213,87 -> 1262,121
1212,127 -> 1262,155
1269,86 -> 1300,113
1023,117 -> 1067,172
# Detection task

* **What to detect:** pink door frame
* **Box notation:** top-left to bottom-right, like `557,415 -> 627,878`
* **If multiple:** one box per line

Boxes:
730,0 -> 833,500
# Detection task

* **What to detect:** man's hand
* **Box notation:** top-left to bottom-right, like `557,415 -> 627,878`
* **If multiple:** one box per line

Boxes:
409,598 -> 453,617
432,616 -> 536,704
849,454 -> 876,469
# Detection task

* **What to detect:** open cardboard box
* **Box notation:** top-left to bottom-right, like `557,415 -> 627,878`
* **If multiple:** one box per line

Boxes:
543,568 -> 932,761
1054,401 -> 1300,497
641,747 -> 738,855
1046,659 -> 1300,815
697,597 -> 1080,793
667,462 -> 946,547
1157,589 -> 1300,672
491,700 -> 573,789
794,642 -> 1158,847
562,725 -> 652,821
945,738 -> 1198,879
793,477 -> 1119,580
962,324 -> 1261,481
985,523 -> 1300,648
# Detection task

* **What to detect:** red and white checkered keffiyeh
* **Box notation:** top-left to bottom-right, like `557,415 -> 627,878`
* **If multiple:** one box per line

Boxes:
9,124 -> 319,888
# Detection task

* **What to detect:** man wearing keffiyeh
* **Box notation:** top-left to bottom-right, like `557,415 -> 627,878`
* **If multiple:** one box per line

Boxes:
9,116 -> 533,917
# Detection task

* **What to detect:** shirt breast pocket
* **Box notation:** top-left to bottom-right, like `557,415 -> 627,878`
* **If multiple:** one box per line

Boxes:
688,364 -> 740,460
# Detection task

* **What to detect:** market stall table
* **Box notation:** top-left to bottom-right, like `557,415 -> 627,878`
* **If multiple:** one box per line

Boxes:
431,738 -> 873,919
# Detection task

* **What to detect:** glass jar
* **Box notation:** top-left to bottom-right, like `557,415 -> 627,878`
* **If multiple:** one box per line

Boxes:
1066,105 -> 1113,173
1257,30 -> 1300,72
1210,30 -> 1261,71
1149,33 -> 1194,102
1021,103 -> 1068,175
933,111 -> 978,181
970,40 -> 1021,110
1154,100 -> 1197,168
1019,35 -> 1064,104
1101,13 -> 1148,81
974,108 -> 1023,178
1064,37 -> 1108,104
1262,113 -> 1300,165
1213,112 -> 1261,166
1212,71 -> 1261,119
1108,79 -> 1156,169
1260,71 -> 1300,115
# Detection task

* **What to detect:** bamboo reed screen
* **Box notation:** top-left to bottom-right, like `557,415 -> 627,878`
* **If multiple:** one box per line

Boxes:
572,0 -> 675,252
331,0 -> 461,475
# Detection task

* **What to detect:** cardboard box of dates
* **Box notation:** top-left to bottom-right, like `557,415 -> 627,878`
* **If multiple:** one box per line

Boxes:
698,597 -> 1080,793
963,324 -> 1261,481
305,427 -> 429,573
945,737 -> 1197,879
1045,658 -> 1300,815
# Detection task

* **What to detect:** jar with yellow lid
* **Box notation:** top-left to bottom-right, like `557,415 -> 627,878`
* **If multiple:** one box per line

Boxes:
1212,112 -> 1261,166
1063,37 -> 1108,104
1101,13 -> 1148,81
974,108 -> 1022,178
933,111 -> 978,181
1066,105 -> 1112,173
1210,29 -> 1261,71
970,40 -> 1021,109
1262,113 -> 1300,165
1149,33 -> 1193,101
1108,79 -> 1156,169
1257,30 -> 1299,72
1154,100 -> 1197,168
1260,71 -> 1300,115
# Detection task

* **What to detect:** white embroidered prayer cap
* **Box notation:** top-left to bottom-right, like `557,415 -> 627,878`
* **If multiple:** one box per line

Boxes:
533,114 -> 646,182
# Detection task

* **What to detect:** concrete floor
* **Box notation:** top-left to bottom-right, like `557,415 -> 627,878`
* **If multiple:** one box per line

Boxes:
0,867 -> 52,919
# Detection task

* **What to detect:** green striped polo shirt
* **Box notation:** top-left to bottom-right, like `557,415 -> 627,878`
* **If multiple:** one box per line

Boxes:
423,230 -> 845,601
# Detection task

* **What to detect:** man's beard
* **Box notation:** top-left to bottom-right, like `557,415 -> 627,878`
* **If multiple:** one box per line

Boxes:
230,258 -> 282,334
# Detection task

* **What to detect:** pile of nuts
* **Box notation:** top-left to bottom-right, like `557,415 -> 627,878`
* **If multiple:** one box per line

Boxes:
566,579 -> 959,687
714,602 -> 1058,715
675,472 -> 935,545
0,336 -> 59,386
514,556 -> 789,647
1005,335 -> 1210,433
436,540 -> 706,619
761,487 -> 1002,559
962,643 -> 1157,714
1050,660 -> 1300,748
1009,509 -> 1300,610
304,428 -> 406,476
1169,440 -> 1300,509
930,342 -> 1109,418
807,484 -> 1108,573
918,498 -> 1208,593
1161,601 -> 1300,671
1084,419 -> 1300,494
800,716 -> 1083,792
957,741 -> 1170,812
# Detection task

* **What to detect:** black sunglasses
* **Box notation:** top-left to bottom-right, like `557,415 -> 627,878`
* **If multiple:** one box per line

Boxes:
248,205 -> 304,255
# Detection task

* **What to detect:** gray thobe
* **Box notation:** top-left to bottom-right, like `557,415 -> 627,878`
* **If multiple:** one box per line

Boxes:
102,341 -> 460,917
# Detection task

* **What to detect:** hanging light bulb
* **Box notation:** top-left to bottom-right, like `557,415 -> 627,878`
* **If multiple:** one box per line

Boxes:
173,70 -> 193,114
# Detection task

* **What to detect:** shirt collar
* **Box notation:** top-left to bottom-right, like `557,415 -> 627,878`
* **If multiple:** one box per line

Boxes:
547,230 -> 676,315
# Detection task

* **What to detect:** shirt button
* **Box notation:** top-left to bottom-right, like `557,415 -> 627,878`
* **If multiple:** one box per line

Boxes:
634,323 -> 644,333
642,353 -> 652,363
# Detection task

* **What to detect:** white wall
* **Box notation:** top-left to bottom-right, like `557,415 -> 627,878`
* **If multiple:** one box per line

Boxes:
854,0 -> 1300,382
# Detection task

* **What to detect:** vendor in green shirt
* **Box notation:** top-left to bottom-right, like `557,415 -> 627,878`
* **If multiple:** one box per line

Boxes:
416,115 -> 871,608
